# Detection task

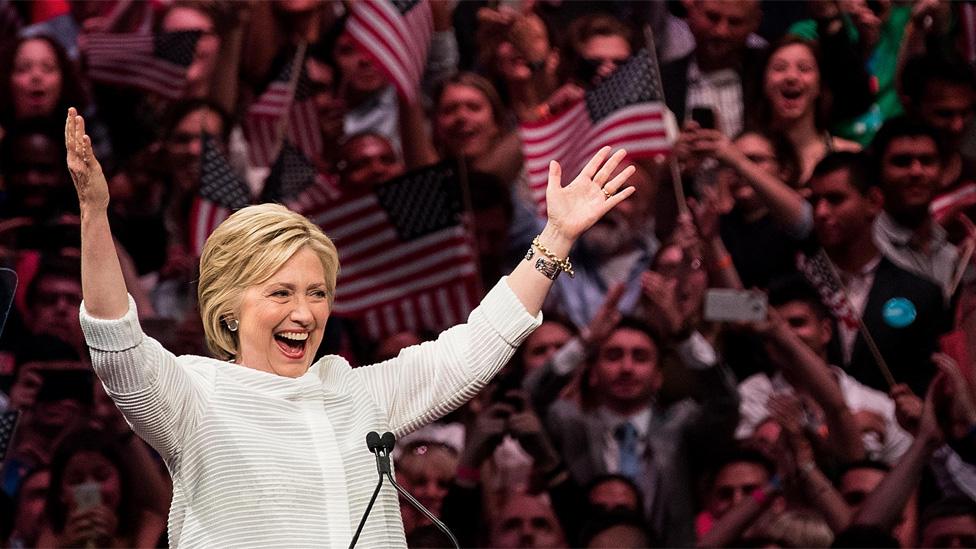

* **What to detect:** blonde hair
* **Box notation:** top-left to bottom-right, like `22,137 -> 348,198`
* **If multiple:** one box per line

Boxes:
198,203 -> 339,360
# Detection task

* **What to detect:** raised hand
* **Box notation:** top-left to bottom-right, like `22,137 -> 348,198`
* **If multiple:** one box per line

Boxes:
65,108 -> 109,212
544,147 -> 636,243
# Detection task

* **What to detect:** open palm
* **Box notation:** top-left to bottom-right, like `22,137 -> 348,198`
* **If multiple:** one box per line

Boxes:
545,146 -> 636,241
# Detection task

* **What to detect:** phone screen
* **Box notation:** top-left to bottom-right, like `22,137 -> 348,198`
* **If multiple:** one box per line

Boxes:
690,107 -> 716,130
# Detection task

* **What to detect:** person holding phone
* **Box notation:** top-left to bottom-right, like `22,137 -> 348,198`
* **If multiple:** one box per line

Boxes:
65,107 -> 636,547
36,428 -> 162,548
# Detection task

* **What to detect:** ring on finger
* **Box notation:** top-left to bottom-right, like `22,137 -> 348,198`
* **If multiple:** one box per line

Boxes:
602,187 -> 612,200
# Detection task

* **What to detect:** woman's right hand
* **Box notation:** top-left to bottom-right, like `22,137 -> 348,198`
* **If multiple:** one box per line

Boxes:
65,108 -> 110,213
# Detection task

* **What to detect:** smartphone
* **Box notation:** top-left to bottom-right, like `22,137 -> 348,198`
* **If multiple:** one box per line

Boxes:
703,289 -> 768,322
72,481 -> 102,511
690,106 -> 717,130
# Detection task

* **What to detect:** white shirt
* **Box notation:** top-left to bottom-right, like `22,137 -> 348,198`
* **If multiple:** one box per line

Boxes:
80,279 -> 541,548
837,255 -> 882,364
599,406 -> 653,473
736,367 -> 912,464
686,61 -> 744,137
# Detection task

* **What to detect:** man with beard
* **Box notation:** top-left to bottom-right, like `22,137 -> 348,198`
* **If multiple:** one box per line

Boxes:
543,317 -> 738,547
544,163 -> 658,330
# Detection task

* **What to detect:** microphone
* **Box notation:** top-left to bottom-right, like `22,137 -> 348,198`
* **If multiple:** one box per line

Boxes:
349,431 -> 461,549
377,432 -> 460,549
349,432 -> 387,549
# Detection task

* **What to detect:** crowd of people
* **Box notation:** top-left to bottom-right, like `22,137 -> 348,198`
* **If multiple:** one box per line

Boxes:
0,0 -> 975,547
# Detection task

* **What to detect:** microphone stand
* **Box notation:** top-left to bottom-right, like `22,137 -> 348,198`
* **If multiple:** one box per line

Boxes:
348,432 -> 461,549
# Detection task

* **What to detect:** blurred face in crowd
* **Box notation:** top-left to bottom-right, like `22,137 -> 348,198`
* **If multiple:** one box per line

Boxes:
654,244 -> 708,316
11,38 -> 62,119
395,442 -> 457,521
338,134 -> 404,189
491,494 -> 567,549
161,7 -> 221,99
166,107 -> 225,192
61,451 -> 122,512
707,461 -> 770,518
579,33 -> 631,85
304,58 -> 344,139
684,0 -> 760,70
333,33 -> 388,97
495,14 -> 550,82
30,275 -> 84,349
12,469 -> 50,546
5,132 -> 72,216
764,43 -> 820,127
588,477 -> 641,513
728,132 -> 782,213
918,80 -> 975,150
879,136 -> 942,220
521,321 -> 573,373
587,524 -> 650,548
921,514 -> 976,548
810,168 -> 881,250
590,327 -> 661,413
435,83 -> 500,159
774,300 -> 832,358
236,247 -> 331,378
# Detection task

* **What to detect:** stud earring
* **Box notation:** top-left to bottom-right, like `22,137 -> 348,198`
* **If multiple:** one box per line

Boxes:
225,318 -> 239,332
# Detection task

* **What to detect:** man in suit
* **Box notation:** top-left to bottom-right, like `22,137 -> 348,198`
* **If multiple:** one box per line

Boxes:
660,0 -> 765,136
807,152 -> 948,395
543,318 -> 739,547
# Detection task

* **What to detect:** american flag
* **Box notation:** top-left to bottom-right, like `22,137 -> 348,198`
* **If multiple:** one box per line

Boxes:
519,48 -> 671,214
345,0 -> 433,103
263,142 -> 317,204
796,249 -> 860,329
243,53 -> 322,168
0,410 -> 20,461
81,30 -> 201,100
931,181 -> 976,224
305,163 -> 481,340
188,135 -> 252,256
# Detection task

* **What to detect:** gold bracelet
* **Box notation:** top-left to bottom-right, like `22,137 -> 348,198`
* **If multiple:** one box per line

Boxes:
532,236 -> 574,277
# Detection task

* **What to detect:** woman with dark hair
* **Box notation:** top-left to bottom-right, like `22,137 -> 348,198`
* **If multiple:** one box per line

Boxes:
749,37 -> 860,185
37,428 -> 165,548
0,34 -> 87,127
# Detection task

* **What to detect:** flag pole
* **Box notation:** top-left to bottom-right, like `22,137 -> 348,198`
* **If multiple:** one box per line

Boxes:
818,248 -> 897,388
642,23 -> 689,217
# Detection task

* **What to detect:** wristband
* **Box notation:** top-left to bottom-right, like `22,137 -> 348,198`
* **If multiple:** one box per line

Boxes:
715,254 -> 734,270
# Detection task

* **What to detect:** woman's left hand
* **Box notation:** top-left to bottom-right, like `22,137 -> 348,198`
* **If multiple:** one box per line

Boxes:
544,146 -> 636,244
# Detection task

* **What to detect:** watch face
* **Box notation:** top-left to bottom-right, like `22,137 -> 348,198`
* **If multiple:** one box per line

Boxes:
535,258 -> 558,280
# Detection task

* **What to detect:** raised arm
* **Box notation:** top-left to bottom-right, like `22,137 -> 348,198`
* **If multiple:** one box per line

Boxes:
507,147 -> 636,314
66,108 -> 128,319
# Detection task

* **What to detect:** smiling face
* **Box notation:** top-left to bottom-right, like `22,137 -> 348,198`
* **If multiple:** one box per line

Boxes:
879,136 -> 942,219
764,43 -> 820,126
435,83 -> 500,159
235,247 -> 331,377
11,38 -> 63,120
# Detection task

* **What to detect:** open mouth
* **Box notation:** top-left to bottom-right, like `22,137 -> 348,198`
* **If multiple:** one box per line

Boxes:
274,331 -> 308,359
